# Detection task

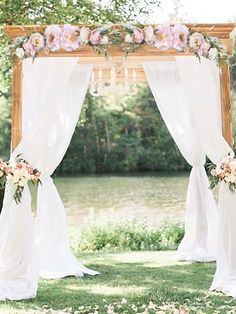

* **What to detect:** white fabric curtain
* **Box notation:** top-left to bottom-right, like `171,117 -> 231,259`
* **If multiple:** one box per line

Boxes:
22,58 -> 98,279
176,57 -> 236,297
0,58 -> 97,300
143,61 -> 217,262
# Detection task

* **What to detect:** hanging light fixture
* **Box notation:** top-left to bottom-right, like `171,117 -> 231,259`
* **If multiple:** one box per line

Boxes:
89,65 -> 138,97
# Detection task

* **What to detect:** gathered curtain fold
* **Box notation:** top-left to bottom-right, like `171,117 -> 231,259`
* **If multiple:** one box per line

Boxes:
143,61 -> 217,262
0,58 -> 98,300
22,58 -> 98,279
176,57 -> 236,297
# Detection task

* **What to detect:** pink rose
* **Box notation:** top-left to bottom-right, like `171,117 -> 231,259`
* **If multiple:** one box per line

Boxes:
89,30 -> 102,45
132,28 -> 144,44
5,166 -> 13,174
172,24 -> 188,51
197,41 -> 211,57
22,42 -> 36,57
189,32 -> 205,51
153,24 -> 173,50
29,33 -> 44,51
45,25 -> 62,51
61,24 -> 80,51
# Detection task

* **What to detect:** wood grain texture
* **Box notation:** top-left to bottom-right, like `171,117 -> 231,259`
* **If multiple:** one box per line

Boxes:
220,62 -> 234,147
12,61 -> 22,151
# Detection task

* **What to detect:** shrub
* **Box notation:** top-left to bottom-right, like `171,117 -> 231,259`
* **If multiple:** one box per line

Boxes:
69,221 -> 184,253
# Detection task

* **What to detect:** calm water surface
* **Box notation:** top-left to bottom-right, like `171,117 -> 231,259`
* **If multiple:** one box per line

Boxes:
48,172 -> 189,227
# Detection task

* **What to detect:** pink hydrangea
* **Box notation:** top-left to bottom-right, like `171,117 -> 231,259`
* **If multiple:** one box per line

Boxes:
45,25 -> 62,51
153,24 -> 173,50
172,24 -> 189,51
61,24 -> 80,51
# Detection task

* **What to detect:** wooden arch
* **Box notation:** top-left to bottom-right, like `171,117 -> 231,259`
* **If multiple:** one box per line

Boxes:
4,23 -> 236,151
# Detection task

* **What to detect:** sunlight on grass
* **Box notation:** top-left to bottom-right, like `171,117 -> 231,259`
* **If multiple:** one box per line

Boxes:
1,251 -> 236,313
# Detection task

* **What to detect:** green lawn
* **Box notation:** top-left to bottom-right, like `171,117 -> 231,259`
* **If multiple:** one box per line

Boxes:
1,251 -> 236,314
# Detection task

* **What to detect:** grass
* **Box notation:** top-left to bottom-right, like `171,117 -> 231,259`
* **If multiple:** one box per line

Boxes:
1,251 -> 236,313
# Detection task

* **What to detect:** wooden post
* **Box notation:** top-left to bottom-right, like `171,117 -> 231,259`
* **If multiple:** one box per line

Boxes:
220,62 -> 234,148
11,61 -> 22,151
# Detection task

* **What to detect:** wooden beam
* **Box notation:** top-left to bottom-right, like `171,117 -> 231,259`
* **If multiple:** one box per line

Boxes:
220,62 -> 234,147
11,61 -> 22,151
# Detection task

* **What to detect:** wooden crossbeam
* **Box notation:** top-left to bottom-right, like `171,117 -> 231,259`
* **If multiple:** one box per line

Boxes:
5,23 -> 236,150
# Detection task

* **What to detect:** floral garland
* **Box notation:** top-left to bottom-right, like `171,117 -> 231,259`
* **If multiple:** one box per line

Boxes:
207,154 -> 236,191
7,23 -> 229,65
0,155 -> 41,204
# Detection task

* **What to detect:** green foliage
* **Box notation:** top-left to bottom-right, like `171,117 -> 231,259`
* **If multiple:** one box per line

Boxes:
2,251 -> 233,314
69,221 -> 184,253
56,85 -> 190,174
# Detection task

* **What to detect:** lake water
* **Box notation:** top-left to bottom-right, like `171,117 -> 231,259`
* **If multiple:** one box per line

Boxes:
47,172 -> 190,227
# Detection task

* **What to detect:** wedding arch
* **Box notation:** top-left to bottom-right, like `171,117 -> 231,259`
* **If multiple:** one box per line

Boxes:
0,23 -> 235,300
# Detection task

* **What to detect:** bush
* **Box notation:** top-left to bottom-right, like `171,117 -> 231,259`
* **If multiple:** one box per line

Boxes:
69,221 -> 184,253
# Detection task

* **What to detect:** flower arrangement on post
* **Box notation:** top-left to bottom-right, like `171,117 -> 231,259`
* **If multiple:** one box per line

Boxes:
0,155 -> 41,204
207,154 -> 236,191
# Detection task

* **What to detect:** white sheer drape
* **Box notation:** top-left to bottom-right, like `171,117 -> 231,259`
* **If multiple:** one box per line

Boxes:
22,58 -> 98,279
143,61 -> 217,262
176,57 -> 236,297
0,58 -> 98,300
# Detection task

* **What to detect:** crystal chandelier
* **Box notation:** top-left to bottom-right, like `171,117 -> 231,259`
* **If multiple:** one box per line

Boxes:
89,65 -> 138,97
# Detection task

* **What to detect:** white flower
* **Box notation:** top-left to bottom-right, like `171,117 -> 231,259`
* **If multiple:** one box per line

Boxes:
144,25 -> 154,43
29,33 -> 44,51
225,174 -> 236,183
210,168 -> 217,176
101,35 -> 109,45
215,164 -> 223,175
79,27 -> 90,43
131,304 -> 137,312
148,301 -> 156,309
230,160 -> 236,171
0,170 -> 4,178
189,32 -> 204,50
12,174 -> 20,184
15,47 -> 25,58
209,47 -> 218,60
19,178 -> 28,187
107,304 -> 114,314
121,298 -> 127,304
125,34 -> 133,43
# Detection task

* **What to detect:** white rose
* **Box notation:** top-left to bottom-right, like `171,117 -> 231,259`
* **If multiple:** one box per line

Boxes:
227,174 -> 236,183
189,32 -> 204,50
15,47 -> 25,58
29,32 -> 44,51
12,174 -> 20,183
125,34 -> 133,43
0,170 -> 4,178
144,25 -> 154,43
79,27 -> 89,43
101,35 -> 109,45
18,178 -> 27,187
